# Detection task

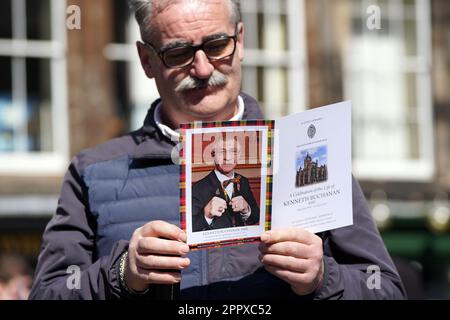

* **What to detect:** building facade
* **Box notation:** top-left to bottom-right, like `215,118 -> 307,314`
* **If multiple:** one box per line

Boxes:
296,153 -> 328,187
0,0 -> 449,298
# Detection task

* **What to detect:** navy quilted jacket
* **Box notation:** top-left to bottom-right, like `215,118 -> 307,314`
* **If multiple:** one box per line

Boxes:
29,93 -> 405,299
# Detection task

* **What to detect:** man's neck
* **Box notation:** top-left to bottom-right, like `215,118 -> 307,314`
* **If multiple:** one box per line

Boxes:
161,103 -> 239,130
153,96 -> 245,142
215,169 -> 234,180
223,171 -> 234,178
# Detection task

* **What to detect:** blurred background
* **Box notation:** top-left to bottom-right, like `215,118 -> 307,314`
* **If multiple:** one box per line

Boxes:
0,0 -> 449,299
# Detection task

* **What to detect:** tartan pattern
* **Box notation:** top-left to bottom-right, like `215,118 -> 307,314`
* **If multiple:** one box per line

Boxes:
180,127 -> 187,232
265,123 -> 274,231
179,120 -> 275,250
180,119 -> 274,130
189,237 -> 261,250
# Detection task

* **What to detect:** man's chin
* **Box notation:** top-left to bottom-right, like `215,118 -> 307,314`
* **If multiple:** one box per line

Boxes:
180,85 -> 223,102
180,89 -> 230,118
217,166 -> 236,176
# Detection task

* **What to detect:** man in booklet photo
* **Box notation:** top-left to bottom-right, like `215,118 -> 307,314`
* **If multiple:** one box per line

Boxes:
191,135 -> 260,232
27,0 -> 406,300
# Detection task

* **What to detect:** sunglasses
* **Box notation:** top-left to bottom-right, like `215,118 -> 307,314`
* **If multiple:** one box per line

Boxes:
143,28 -> 239,69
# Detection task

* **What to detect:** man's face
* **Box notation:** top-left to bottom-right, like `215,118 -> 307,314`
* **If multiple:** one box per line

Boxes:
213,140 -> 240,176
138,0 -> 244,123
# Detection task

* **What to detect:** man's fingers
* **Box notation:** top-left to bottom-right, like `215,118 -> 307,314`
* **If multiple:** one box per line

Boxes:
260,253 -> 309,273
215,202 -> 227,210
264,265 -> 322,296
211,197 -> 227,213
230,196 -> 248,212
213,197 -> 227,206
136,254 -> 190,271
140,220 -> 186,242
230,196 -> 244,204
137,237 -> 190,256
211,210 -> 223,217
135,266 -> 182,284
264,265 -> 312,285
258,241 -> 310,258
127,221 -> 189,289
260,227 -> 316,245
213,204 -> 226,212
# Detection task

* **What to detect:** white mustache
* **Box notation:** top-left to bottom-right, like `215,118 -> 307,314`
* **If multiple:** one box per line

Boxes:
175,70 -> 228,92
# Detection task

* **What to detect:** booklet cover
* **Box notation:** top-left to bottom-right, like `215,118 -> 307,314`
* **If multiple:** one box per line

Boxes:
180,101 -> 352,250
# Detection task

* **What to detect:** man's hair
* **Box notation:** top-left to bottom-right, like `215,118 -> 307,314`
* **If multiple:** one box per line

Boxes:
128,0 -> 242,40
210,135 -> 242,158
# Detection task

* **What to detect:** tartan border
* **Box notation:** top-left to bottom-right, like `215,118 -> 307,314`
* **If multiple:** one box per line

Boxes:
189,236 -> 261,251
180,119 -> 274,130
265,124 -> 274,231
180,127 -> 187,232
179,120 -> 275,250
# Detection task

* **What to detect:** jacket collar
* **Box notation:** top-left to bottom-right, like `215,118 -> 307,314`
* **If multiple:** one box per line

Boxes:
134,92 -> 264,160
142,92 -> 264,136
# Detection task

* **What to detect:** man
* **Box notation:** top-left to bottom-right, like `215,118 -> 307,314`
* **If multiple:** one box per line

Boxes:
29,0 -> 405,299
192,136 -> 260,232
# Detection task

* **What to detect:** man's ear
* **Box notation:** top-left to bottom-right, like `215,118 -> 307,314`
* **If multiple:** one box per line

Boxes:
236,22 -> 245,61
136,41 -> 155,79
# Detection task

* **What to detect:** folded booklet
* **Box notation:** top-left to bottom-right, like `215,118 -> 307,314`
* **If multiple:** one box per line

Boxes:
180,101 -> 353,250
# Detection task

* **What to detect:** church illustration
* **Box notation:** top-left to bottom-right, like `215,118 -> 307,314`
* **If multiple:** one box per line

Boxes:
295,151 -> 328,187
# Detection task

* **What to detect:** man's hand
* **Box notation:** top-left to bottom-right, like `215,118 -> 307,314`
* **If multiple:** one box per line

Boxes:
259,228 -> 324,296
125,220 -> 190,292
230,196 -> 250,214
204,196 -> 227,219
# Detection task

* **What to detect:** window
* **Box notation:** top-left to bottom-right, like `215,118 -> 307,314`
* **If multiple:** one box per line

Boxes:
0,0 -> 69,176
104,1 -> 159,131
104,0 -> 308,130
240,0 -> 308,118
344,0 -> 434,181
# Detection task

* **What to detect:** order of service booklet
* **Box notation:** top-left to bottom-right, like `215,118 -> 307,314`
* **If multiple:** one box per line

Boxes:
180,101 -> 353,250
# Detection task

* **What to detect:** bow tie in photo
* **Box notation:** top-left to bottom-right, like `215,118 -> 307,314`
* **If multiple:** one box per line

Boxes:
222,177 -> 240,188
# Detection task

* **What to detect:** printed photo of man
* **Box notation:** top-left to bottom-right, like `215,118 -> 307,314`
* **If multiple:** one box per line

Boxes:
192,135 -> 260,232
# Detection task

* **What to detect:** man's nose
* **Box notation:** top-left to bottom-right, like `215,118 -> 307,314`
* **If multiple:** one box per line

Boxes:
224,152 -> 236,161
190,50 -> 214,79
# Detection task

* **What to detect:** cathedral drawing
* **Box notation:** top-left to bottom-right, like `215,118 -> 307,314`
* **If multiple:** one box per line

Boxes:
295,152 -> 328,187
